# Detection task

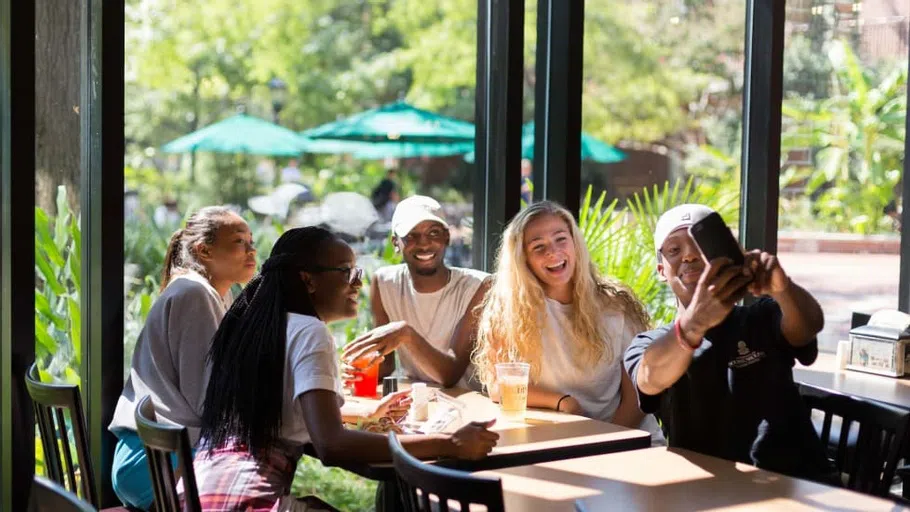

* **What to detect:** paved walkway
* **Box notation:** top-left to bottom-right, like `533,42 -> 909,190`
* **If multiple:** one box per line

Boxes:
778,251 -> 901,353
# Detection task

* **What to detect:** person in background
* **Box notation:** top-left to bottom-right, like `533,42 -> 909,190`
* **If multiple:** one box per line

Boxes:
124,189 -> 140,222
195,227 -> 498,511
885,199 -> 902,231
471,201 -> 664,442
342,195 -> 490,389
520,158 -> 533,204
108,206 -> 257,510
371,169 -> 400,222
280,159 -> 302,184
624,204 -> 834,482
256,159 -> 276,187
153,197 -> 181,227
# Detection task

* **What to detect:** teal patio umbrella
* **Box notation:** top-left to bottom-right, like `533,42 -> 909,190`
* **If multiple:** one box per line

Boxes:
299,137 -> 474,159
161,114 -> 305,156
299,101 -> 475,159
464,122 -> 626,163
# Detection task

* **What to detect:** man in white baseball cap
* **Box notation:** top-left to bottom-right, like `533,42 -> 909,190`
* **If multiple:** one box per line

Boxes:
623,203 -> 834,483
343,195 -> 490,389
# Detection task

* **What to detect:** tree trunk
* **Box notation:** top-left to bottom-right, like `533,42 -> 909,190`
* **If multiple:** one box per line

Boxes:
35,0 -> 81,216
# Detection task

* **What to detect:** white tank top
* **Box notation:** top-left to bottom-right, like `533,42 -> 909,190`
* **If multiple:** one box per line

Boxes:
374,264 -> 489,387
537,298 -> 665,444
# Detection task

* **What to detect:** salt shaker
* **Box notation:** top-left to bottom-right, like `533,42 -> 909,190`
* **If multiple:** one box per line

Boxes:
835,340 -> 851,371
409,383 -> 430,422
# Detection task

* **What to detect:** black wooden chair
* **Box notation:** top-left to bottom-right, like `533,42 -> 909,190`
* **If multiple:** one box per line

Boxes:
30,475 -> 97,512
799,382 -> 910,497
134,395 -> 201,512
25,362 -> 98,507
388,432 -> 505,512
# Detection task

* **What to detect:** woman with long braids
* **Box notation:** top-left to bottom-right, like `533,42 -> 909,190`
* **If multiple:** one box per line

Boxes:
194,226 -> 498,511
109,206 -> 257,510
473,201 -> 664,443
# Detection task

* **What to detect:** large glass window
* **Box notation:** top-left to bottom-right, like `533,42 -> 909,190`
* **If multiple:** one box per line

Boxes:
33,0 -> 85,479
780,0 -> 907,352
124,2 -> 479,508
580,0 -> 746,325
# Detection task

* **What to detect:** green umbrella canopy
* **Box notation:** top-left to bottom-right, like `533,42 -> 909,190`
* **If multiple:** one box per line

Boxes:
161,114 -> 305,156
299,137 -> 474,159
464,122 -> 626,163
300,101 -> 476,143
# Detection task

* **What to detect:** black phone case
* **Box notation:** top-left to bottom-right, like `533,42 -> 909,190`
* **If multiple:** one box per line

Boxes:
688,212 -> 745,266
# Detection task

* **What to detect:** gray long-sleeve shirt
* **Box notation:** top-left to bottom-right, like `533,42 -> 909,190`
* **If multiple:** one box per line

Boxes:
109,271 -> 231,445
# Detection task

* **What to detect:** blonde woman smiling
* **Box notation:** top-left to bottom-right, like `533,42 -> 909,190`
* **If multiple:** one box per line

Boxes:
473,201 -> 664,442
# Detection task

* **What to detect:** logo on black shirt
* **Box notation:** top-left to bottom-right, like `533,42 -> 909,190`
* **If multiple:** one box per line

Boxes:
730,341 -> 766,368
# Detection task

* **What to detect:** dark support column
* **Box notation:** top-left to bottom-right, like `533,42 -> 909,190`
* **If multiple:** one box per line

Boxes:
473,0 -> 524,272
739,0 -> 785,254
533,0 -> 584,215
81,0 -> 125,505
0,0 -> 36,509
899,46 -> 910,312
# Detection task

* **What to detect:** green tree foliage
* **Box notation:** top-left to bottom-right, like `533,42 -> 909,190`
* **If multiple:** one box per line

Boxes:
782,40 -> 907,234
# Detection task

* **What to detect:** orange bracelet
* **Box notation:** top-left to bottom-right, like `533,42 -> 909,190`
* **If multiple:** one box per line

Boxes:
675,318 -> 702,351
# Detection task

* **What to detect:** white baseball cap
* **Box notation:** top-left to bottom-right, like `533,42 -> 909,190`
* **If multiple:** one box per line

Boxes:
391,195 -> 448,238
653,204 -> 715,254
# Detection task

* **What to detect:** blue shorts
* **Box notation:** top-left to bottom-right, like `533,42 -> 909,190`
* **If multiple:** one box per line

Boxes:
112,430 -> 193,510
112,430 -> 155,510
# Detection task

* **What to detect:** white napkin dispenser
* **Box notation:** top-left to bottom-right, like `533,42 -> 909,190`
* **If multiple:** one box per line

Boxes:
847,310 -> 910,377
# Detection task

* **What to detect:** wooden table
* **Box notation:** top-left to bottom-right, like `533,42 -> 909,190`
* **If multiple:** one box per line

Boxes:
341,388 -> 651,480
794,353 -> 910,409
477,447 -> 905,511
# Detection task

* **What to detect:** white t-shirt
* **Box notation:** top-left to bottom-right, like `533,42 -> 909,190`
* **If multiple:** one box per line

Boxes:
279,313 -> 346,446
374,264 -> 489,387
537,298 -> 665,444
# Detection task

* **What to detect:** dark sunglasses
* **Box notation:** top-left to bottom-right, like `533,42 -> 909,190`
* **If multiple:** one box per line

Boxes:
305,265 -> 364,284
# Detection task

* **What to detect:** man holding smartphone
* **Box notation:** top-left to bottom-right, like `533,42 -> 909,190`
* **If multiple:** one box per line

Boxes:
623,204 -> 834,481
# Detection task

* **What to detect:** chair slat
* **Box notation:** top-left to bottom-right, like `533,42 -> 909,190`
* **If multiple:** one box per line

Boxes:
836,416 -> 852,472
54,408 -> 79,496
35,404 -> 63,485
69,393 -> 96,506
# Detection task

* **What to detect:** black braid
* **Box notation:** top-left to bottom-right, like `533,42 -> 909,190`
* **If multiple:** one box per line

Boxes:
200,226 -> 336,455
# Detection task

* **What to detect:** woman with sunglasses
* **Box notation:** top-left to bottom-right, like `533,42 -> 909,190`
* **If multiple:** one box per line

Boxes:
195,227 -> 498,511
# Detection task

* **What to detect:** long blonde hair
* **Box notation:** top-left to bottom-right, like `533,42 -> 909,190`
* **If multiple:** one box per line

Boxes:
472,201 -> 650,387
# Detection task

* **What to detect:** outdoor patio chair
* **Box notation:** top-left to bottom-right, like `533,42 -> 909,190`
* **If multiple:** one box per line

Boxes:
30,475 -> 97,512
388,432 -> 505,512
799,382 -> 910,498
134,395 -> 201,512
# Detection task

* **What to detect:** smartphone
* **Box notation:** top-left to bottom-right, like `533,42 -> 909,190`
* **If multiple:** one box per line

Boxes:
688,211 -> 745,266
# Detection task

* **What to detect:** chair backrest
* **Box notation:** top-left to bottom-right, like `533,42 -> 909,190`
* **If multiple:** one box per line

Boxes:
24,363 -> 98,507
30,475 -> 97,512
799,382 -> 910,496
134,395 -> 201,512
388,432 -> 505,512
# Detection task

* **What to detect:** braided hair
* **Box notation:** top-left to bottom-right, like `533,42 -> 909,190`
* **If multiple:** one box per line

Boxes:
200,226 -> 336,454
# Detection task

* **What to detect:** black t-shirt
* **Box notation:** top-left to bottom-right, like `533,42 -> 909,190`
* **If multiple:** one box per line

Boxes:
624,298 -> 833,480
